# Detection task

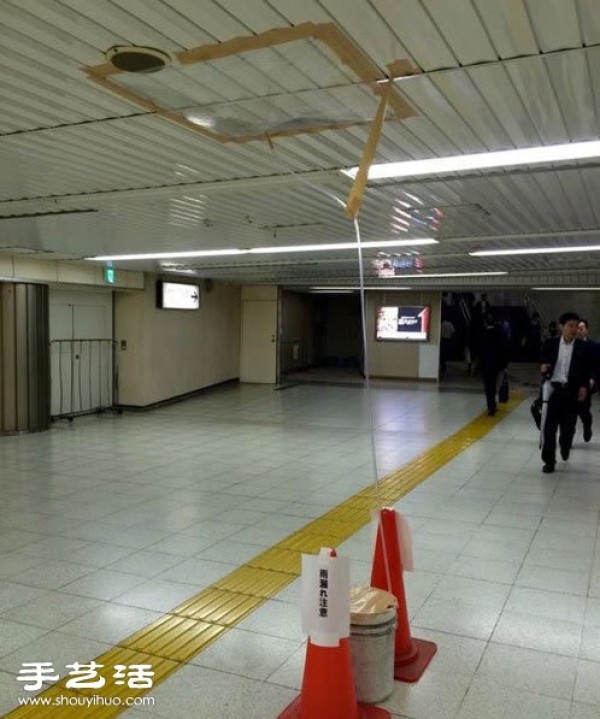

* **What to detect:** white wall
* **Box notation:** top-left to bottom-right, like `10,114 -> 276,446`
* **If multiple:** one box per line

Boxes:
49,288 -> 113,340
366,291 -> 442,380
115,277 -> 241,406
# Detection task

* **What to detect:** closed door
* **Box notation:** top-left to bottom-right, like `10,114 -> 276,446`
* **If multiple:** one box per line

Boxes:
240,299 -> 278,383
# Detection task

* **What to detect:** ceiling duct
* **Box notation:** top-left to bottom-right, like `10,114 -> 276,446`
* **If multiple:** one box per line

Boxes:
105,46 -> 171,73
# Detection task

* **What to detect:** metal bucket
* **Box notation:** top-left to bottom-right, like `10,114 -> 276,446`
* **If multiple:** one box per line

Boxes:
349,607 -> 396,704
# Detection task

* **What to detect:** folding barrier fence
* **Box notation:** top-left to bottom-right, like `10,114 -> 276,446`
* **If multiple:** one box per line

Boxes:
50,339 -> 119,421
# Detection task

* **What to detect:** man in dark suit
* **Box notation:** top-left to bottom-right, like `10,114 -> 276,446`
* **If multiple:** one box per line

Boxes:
540,312 -> 591,473
479,314 -> 508,417
576,319 -> 595,442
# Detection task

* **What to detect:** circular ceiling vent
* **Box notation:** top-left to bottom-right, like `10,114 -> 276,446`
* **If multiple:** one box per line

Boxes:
105,45 -> 171,73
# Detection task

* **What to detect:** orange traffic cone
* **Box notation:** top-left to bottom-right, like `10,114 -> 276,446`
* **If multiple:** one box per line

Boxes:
277,546 -> 390,719
277,637 -> 390,719
371,507 -> 436,683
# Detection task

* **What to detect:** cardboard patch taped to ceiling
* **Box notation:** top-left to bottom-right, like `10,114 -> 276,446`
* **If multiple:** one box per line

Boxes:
85,22 -> 416,143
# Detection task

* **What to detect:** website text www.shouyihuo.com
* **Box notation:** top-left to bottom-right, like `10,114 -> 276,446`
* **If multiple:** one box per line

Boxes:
17,695 -> 156,708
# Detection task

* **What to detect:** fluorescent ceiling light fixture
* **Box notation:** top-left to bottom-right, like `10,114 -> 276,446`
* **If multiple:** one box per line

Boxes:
87,239 -> 437,261
307,289 -> 355,294
248,239 -> 436,254
310,286 -> 412,290
391,271 -> 508,278
402,191 -> 424,205
532,287 -> 600,291
470,245 -> 600,257
89,249 -> 247,261
342,140 -> 600,180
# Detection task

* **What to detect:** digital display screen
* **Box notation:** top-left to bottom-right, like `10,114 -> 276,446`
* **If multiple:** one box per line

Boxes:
156,281 -> 200,310
376,306 -> 431,342
372,255 -> 424,277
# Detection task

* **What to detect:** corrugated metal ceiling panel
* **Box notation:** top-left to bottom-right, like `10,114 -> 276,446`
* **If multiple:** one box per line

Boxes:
505,59 -> 569,143
400,79 -> 488,153
428,72 -> 514,151
524,0 -> 581,53
578,0 -> 600,46
370,0 -> 456,71
545,49 -> 597,140
210,0 -> 297,33
1,0 -> 600,287
422,0 -> 498,65
473,0 -> 539,59
467,64 -> 544,146
318,0 -> 411,72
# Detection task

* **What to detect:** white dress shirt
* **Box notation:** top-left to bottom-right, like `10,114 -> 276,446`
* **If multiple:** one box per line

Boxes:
551,337 -> 574,384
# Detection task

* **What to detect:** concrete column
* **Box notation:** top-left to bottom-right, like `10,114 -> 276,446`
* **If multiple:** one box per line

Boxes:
0,283 -> 50,434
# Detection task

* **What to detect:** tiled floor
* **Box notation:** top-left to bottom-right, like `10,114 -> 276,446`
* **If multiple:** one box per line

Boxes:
0,382 -> 598,718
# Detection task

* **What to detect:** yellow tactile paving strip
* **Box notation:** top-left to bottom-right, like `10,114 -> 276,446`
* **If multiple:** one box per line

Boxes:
3,393 -> 523,717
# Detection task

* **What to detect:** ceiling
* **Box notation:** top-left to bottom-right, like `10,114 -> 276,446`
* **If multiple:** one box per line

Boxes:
2,0 -> 600,289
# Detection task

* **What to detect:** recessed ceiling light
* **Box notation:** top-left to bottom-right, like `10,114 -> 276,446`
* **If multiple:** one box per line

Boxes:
87,239 -> 438,261
470,245 -> 600,256
342,140 -> 600,180
531,287 -> 600,291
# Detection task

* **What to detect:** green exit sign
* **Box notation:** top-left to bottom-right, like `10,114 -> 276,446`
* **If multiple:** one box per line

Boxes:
104,266 -> 116,284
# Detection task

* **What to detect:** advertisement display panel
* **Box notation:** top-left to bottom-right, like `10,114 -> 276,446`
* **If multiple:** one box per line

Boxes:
376,306 -> 430,341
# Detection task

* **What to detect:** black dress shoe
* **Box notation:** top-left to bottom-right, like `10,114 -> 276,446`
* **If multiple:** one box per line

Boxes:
542,463 -> 555,474
560,447 -> 570,461
584,424 -> 592,442
487,409 -> 496,417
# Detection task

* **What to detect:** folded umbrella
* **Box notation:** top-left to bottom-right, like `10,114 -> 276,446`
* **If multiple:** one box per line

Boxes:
539,379 -> 554,449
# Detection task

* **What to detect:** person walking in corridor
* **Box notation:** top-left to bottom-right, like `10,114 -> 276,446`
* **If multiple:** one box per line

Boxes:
479,314 -> 508,417
540,312 -> 591,473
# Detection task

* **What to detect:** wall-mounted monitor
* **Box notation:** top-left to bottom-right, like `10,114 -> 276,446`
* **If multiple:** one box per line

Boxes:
376,306 -> 430,342
156,280 -> 200,310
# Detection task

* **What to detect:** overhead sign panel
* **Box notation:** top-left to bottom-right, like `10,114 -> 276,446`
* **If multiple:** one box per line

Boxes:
156,281 -> 200,310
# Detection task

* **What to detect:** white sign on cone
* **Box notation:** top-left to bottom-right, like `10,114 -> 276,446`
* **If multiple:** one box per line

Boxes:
300,548 -> 350,647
